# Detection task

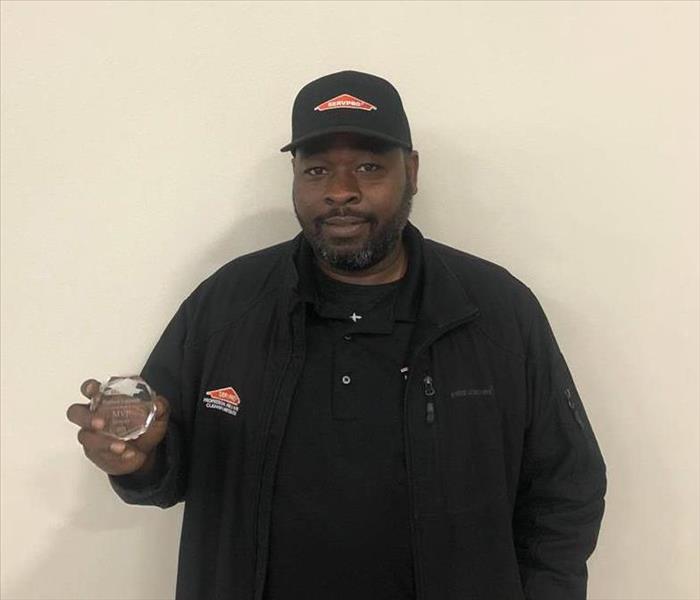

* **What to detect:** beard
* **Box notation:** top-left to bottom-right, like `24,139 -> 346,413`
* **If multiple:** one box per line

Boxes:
293,182 -> 414,273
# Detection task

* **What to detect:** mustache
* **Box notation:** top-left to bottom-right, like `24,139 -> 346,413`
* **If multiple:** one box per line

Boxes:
316,210 -> 374,224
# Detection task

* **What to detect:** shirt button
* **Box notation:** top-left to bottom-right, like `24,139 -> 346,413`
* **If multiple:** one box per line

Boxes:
341,375 -> 351,385
343,335 -> 352,341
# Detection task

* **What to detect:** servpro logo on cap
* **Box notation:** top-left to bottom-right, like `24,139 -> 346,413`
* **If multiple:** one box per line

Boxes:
314,94 -> 377,112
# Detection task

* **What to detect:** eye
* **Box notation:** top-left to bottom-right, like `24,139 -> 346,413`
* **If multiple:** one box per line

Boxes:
303,166 -> 327,176
357,163 -> 382,173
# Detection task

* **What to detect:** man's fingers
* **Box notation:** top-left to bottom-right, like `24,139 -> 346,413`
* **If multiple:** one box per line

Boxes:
67,403 -> 92,429
80,379 -> 101,399
77,429 -> 141,458
77,428 -> 120,453
66,402 -> 104,431
153,395 -> 170,421
76,429 -> 147,474
133,397 -> 169,452
68,379 -> 105,430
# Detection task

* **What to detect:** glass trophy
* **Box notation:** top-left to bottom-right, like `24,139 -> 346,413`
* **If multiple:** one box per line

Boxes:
90,376 -> 156,440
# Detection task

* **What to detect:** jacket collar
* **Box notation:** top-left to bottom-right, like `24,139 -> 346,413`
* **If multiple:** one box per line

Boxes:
284,220 -> 480,332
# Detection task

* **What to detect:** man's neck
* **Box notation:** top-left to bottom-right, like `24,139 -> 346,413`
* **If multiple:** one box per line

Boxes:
316,239 -> 408,286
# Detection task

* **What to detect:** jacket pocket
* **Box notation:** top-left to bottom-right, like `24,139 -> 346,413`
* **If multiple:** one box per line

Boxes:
437,382 -> 508,513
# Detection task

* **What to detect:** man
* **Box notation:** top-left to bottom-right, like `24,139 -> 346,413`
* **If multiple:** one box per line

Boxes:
67,70 -> 607,600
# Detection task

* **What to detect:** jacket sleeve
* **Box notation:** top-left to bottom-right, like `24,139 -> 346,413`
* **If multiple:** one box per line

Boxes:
513,290 -> 607,600
108,300 -> 190,509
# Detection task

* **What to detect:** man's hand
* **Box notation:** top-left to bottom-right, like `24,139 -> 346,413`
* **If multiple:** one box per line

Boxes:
67,379 -> 170,476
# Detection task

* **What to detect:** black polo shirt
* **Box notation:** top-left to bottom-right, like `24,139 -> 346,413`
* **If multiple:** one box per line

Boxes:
263,226 -> 423,600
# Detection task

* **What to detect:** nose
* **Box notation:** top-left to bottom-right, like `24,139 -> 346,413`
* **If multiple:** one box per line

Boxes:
324,170 -> 360,206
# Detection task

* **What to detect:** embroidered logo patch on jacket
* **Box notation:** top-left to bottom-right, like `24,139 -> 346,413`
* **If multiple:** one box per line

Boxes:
449,385 -> 495,399
203,386 -> 241,416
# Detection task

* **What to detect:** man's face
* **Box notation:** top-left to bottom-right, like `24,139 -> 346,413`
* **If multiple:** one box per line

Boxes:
292,133 -> 419,272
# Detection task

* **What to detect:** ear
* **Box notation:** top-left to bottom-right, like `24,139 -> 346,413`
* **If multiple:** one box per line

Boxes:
406,151 -> 419,195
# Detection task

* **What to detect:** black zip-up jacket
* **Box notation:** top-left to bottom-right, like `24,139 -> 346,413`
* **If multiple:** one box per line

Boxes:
110,221 -> 607,600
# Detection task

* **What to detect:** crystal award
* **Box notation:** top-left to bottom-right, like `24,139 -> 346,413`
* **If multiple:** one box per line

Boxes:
90,376 -> 156,440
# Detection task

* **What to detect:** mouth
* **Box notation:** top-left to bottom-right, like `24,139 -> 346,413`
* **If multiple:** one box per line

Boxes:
322,216 -> 369,237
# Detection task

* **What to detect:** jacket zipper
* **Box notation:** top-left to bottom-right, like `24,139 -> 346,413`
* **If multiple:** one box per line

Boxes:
253,346 -> 294,600
423,374 -> 436,424
253,307 -> 306,600
403,308 -> 480,600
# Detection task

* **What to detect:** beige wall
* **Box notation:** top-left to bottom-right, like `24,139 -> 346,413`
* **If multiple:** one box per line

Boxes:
2,1 -> 698,599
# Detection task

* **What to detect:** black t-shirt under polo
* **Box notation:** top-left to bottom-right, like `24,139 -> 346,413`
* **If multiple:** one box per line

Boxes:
263,230 -> 422,600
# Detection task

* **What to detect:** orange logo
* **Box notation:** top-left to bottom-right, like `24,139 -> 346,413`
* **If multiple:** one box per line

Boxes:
314,94 -> 377,112
205,387 -> 241,406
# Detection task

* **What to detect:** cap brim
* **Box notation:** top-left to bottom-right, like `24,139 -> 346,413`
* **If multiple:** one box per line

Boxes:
280,125 -> 412,153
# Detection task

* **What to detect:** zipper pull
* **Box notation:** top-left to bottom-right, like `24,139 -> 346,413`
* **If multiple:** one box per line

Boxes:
423,375 -> 436,424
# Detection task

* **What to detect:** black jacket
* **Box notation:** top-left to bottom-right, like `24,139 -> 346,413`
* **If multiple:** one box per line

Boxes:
111,220 -> 607,600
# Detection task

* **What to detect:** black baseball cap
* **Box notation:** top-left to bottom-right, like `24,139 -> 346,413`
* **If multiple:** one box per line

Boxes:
280,70 -> 412,154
